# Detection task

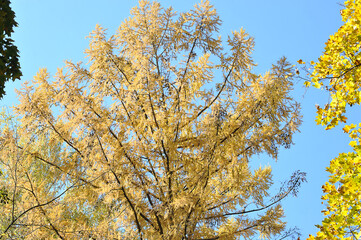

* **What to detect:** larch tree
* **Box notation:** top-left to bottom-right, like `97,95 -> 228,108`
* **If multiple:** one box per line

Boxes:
0,1 -> 304,239
304,0 -> 361,239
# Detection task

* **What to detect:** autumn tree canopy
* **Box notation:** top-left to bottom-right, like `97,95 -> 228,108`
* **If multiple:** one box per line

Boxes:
0,1 -> 304,239
305,0 -> 361,239
0,0 -> 22,99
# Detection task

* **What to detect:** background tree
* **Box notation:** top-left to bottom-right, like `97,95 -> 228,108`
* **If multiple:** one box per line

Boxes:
0,1 -> 304,239
0,0 -> 22,99
305,0 -> 361,239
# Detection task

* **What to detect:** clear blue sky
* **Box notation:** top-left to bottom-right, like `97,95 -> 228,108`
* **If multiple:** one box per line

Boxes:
4,0 -> 356,238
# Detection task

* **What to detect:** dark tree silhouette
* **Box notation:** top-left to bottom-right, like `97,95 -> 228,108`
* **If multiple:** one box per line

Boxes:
0,0 -> 21,99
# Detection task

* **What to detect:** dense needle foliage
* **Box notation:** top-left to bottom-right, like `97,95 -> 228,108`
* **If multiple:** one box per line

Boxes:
0,1 -> 304,239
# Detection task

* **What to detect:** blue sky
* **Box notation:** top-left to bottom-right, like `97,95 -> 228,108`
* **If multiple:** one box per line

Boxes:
4,0 -> 356,238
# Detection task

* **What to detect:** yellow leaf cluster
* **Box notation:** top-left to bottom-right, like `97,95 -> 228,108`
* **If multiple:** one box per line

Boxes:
307,0 -> 361,239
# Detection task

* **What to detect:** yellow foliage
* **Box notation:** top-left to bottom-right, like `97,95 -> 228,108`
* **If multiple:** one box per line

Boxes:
307,0 -> 361,239
0,1 -> 304,239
